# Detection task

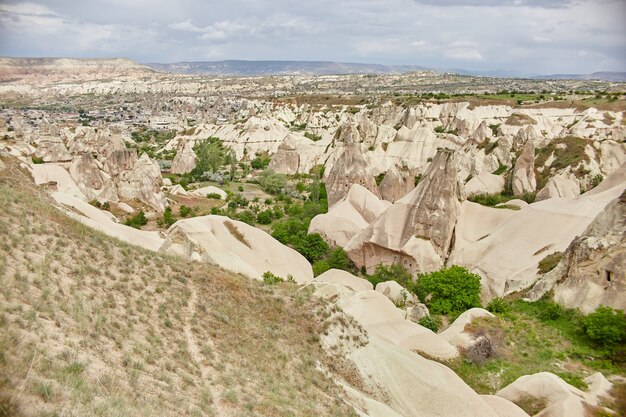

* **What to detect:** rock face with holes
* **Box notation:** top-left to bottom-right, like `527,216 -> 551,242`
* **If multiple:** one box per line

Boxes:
345,148 -> 464,274
512,141 -> 536,196
159,215 -> 314,283
528,189 -> 626,313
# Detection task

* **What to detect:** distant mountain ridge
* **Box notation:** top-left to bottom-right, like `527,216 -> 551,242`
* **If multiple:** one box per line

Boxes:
145,60 -> 429,76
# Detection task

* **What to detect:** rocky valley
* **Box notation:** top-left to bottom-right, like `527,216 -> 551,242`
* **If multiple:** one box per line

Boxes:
0,56 -> 625,417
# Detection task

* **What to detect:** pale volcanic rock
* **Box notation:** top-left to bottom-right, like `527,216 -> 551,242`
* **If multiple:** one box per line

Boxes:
325,142 -> 381,207
103,149 -> 138,178
170,141 -> 196,174
268,134 -> 301,174
378,164 -> 416,203
34,136 -> 72,162
69,153 -> 119,203
535,174 -> 580,201
465,172 -> 506,197
345,148 -> 464,274
337,290 -> 458,360
189,185 -> 227,199
375,281 -> 410,305
30,163 -> 86,200
598,139 -> 626,176
345,335 -> 498,417
449,167 -> 625,299
168,184 -> 189,196
496,372 -> 607,417
529,188 -> 625,312
309,184 -> 391,247
480,395 -> 530,417
159,215 -> 313,283
314,269 -> 373,292
117,153 -> 167,212
440,308 -> 495,349
511,141 -> 536,196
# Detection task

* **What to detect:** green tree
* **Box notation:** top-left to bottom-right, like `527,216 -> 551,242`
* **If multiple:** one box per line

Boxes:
256,209 -> 273,225
124,211 -> 148,229
296,233 -> 329,262
327,247 -> 350,270
258,170 -> 286,195
368,263 -> 413,289
582,306 -> 626,347
161,207 -> 176,227
312,260 -> 331,276
192,137 -> 225,176
414,266 -> 482,315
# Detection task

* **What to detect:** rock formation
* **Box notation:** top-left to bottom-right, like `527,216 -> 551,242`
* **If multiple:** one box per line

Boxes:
159,215 -> 314,283
529,189 -> 625,312
268,134 -> 300,174
309,184 -> 391,247
69,153 -> 119,203
535,174 -> 580,201
325,142 -> 380,207
378,164 -> 416,203
117,153 -> 167,211
170,141 -> 196,174
511,141 -> 536,196
345,148 -> 464,274
465,172 -> 506,197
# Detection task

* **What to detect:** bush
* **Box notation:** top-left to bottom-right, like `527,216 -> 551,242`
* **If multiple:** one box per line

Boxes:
161,207 -> 176,227
414,266 -> 482,315
32,156 -> 44,164
251,154 -> 270,170
538,301 -> 564,321
538,252 -> 563,274
258,170 -> 286,195
327,247 -> 351,271
256,209 -> 273,225
296,233 -> 329,262
582,306 -> 626,347
262,271 -> 283,285
418,315 -> 441,332
487,297 -> 509,314
206,193 -> 222,199
367,263 -> 413,289
312,260 -> 331,277
124,211 -> 148,229
179,205 -> 192,218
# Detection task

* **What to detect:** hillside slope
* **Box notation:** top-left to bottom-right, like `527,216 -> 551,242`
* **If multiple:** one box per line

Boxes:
0,160 -> 357,417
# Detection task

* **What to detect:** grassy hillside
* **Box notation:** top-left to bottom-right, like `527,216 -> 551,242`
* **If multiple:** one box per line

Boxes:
0,160 -> 358,417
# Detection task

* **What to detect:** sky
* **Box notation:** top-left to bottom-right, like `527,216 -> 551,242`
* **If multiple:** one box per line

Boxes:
0,0 -> 624,74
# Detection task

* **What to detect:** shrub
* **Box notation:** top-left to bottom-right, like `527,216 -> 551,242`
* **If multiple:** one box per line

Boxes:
262,271 -> 283,285
367,263 -> 413,289
124,211 -> 148,229
238,185 -> 244,192
296,233 -> 329,262
258,170 -> 286,195
590,174 -> 603,189
206,193 -> 222,199
327,247 -> 351,271
465,337 -> 495,365
538,252 -> 563,274
487,297 -> 509,314
414,266 -> 482,315
161,207 -> 176,227
312,260 -> 331,277
179,205 -> 192,218
251,154 -> 270,169
418,315 -> 441,332
256,209 -> 273,225
32,156 -> 44,164
538,301 -> 563,321
582,306 -> 626,347
234,210 -> 255,225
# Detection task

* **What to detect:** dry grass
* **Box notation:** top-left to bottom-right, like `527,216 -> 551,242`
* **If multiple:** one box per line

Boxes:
0,159 -> 357,417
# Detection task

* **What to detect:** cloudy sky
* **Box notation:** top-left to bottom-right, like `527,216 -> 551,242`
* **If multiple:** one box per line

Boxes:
0,0 -> 624,74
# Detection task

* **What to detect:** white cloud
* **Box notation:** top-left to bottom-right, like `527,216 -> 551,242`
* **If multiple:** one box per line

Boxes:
444,48 -> 483,61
